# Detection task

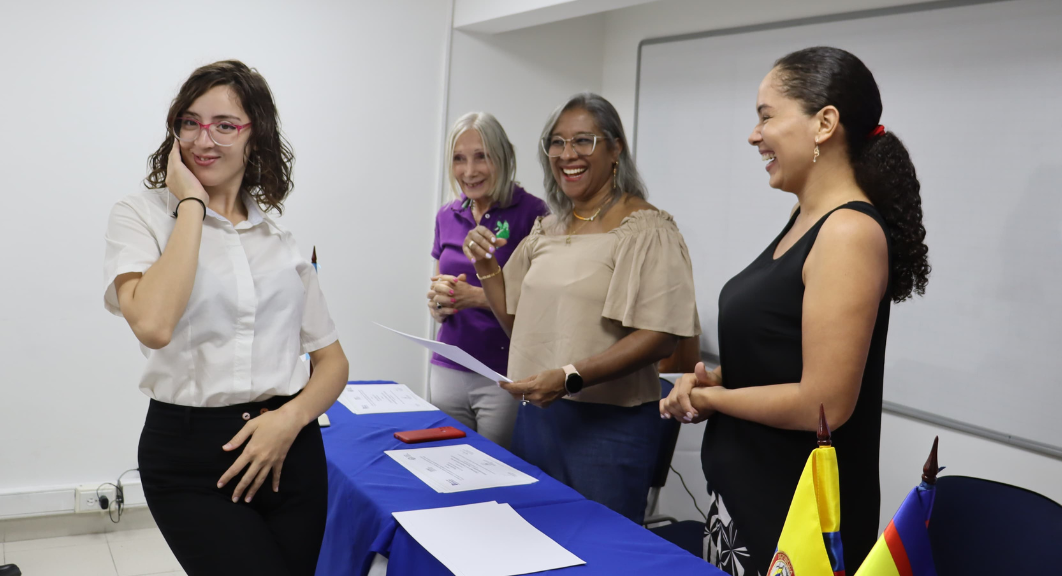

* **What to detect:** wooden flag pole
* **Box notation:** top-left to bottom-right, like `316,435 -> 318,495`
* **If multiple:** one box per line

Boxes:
817,404 -> 832,447
922,436 -> 940,485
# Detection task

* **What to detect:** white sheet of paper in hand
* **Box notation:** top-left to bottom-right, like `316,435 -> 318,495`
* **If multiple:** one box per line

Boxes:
337,383 -> 438,415
393,501 -> 584,576
385,444 -> 537,493
374,322 -> 511,383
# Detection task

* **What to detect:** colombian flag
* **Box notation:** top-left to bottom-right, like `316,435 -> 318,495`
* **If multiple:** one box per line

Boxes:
853,483 -> 936,576
769,445 -> 845,576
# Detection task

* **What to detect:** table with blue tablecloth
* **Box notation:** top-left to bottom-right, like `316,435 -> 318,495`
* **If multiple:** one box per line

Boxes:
316,381 -> 722,576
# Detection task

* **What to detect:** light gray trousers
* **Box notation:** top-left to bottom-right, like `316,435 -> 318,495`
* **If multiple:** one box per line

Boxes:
428,364 -> 519,449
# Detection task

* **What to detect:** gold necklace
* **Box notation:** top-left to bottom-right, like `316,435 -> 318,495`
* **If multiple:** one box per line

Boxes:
566,194 -> 615,244
572,206 -> 603,222
566,218 -> 592,244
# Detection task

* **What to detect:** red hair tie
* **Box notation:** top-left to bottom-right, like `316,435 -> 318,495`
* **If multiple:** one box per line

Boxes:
869,125 -> 886,138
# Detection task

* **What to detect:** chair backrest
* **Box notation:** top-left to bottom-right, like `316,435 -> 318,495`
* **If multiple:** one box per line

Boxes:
928,475 -> 1062,575
650,378 -> 682,489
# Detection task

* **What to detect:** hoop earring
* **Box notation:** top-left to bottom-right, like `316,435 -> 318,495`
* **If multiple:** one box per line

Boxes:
812,145 -> 820,164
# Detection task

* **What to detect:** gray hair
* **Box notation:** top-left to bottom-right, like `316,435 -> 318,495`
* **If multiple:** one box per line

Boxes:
445,112 -> 517,208
538,92 -> 647,227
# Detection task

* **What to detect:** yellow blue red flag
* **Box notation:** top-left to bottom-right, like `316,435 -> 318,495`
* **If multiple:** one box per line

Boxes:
852,483 -> 936,576
853,437 -> 940,576
768,444 -> 845,576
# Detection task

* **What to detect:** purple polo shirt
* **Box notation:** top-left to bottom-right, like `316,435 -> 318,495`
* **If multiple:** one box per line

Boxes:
431,186 -> 549,376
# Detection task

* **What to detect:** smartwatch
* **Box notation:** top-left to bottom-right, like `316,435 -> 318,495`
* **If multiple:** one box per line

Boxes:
562,364 -> 584,396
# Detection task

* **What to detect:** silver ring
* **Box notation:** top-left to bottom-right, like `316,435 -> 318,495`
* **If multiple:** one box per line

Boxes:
436,302 -> 442,309
468,241 -> 474,250
521,395 -> 529,406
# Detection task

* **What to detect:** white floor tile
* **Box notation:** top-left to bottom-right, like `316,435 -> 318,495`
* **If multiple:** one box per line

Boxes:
105,527 -> 165,544
5,542 -> 117,576
4,532 -> 108,552
109,535 -> 182,576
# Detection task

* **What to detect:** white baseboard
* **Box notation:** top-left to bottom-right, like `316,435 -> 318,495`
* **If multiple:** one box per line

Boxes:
0,480 -> 147,520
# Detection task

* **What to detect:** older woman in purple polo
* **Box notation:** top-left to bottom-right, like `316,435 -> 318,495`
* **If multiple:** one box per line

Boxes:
427,112 -> 549,448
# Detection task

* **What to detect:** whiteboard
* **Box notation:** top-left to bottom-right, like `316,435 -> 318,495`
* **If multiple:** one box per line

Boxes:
635,0 -> 1062,449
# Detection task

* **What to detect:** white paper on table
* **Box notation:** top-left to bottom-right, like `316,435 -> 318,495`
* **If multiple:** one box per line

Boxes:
393,501 -> 584,576
374,322 -> 512,383
337,383 -> 439,415
385,444 -> 537,493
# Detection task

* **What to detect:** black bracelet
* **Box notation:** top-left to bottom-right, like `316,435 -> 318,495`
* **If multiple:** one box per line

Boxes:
172,197 -> 207,220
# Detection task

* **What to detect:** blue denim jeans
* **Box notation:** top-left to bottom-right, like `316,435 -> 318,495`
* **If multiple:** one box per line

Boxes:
511,398 -> 661,523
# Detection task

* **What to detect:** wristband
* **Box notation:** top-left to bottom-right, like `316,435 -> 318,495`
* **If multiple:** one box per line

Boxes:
172,197 -> 207,220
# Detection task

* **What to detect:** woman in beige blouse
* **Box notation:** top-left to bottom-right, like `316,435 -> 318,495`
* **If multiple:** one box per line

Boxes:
463,93 -> 699,523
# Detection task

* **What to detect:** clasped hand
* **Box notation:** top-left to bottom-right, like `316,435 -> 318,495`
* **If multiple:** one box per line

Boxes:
659,362 -> 723,423
426,274 -> 480,322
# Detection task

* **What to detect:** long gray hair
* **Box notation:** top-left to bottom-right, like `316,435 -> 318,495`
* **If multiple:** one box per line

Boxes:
538,93 -> 647,228
446,112 -> 518,208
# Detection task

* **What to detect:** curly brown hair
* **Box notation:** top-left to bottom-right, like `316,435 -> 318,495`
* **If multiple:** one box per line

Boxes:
144,60 -> 294,214
774,47 -> 930,302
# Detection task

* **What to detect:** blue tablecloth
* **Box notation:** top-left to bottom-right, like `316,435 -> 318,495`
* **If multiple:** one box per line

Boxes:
317,381 -> 722,576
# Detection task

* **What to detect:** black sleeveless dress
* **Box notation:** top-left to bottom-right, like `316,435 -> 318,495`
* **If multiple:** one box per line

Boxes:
701,202 -> 890,576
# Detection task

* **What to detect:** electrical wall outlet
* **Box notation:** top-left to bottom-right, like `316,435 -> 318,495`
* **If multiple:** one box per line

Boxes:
75,485 -> 116,514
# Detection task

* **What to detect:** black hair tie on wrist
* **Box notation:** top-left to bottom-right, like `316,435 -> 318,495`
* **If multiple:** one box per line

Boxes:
172,197 -> 207,220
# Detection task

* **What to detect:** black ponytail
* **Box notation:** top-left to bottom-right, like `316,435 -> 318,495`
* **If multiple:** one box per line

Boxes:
852,132 -> 929,301
774,47 -> 930,302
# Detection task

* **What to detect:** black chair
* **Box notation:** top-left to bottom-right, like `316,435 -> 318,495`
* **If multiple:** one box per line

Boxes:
643,378 -> 682,524
928,475 -> 1062,575
643,378 -> 705,559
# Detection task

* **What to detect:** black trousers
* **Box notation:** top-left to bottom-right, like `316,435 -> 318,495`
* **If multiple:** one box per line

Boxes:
138,396 -> 328,576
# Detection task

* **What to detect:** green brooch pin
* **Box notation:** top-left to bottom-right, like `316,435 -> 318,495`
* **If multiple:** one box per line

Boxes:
494,220 -> 510,240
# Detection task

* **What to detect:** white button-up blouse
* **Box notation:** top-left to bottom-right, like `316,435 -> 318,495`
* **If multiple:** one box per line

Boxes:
103,189 -> 338,408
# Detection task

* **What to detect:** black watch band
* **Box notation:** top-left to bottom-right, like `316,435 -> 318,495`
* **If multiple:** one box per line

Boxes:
562,364 -> 584,396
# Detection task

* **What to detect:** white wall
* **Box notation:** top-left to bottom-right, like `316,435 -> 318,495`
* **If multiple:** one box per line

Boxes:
601,0 -> 927,135
454,0 -> 656,33
607,0 -> 1062,532
0,0 -> 452,507
446,14 -> 607,201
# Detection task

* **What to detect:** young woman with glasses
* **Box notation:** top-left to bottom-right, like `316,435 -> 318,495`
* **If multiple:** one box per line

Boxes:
103,60 -> 348,576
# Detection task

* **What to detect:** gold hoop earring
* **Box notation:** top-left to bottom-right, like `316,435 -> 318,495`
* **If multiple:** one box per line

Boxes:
812,145 -> 820,164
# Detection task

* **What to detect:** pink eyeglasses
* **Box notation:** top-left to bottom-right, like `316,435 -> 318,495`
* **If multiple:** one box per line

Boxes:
173,117 -> 252,147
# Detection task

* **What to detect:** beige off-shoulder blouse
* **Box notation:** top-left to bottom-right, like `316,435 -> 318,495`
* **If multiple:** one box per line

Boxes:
503,209 -> 700,407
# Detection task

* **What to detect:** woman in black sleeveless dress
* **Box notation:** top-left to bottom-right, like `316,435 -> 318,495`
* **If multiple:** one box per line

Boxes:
661,47 -> 931,576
